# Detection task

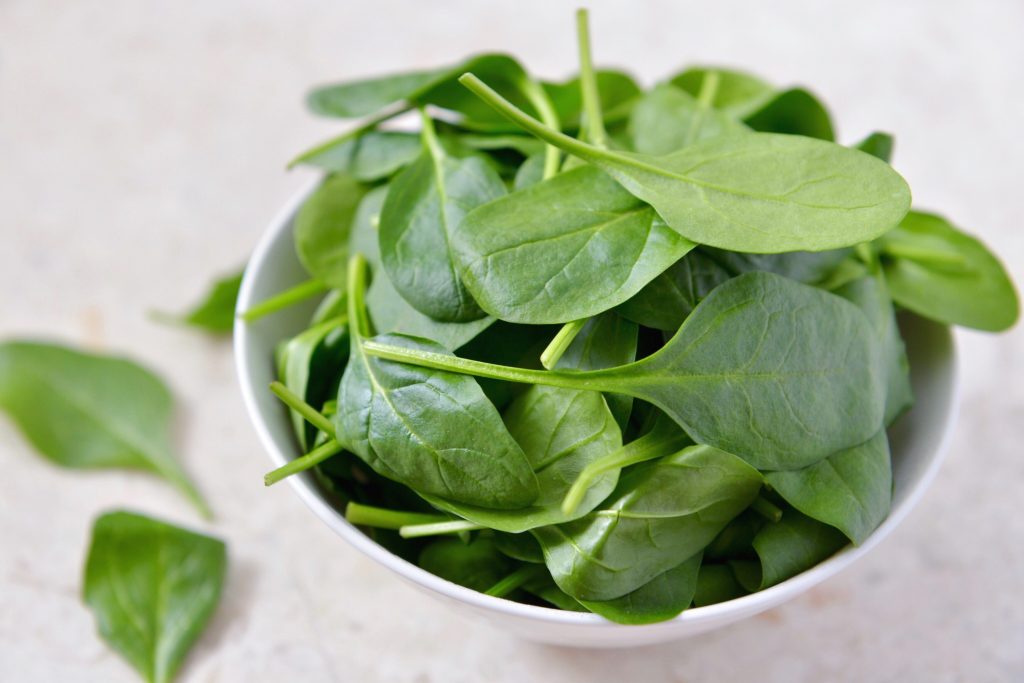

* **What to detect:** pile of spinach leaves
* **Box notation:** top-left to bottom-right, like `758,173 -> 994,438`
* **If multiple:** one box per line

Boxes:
250,9 -> 1018,625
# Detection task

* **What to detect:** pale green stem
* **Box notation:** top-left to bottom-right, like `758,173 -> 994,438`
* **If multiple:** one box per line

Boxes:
540,319 -> 587,370
751,496 -> 784,523
486,565 -> 547,598
240,279 -> 329,322
575,8 -> 607,148
264,439 -> 344,486
516,78 -> 562,179
882,242 -> 967,267
345,502 -> 450,529
685,70 -> 721,145
399,519 -> 486,539
287,103 -> 414,168
269,381 -> 337,438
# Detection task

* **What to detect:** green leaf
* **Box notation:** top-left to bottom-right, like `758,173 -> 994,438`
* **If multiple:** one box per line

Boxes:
617,250 -> 733,331
0,341 -> 208,516
418,536 -> 514,592
423,384 -> 622,532
156,270 -> 242,334
533,445 -> 761,601
83,511 -> 226,683
855,132 -> 894,162
295,173 -> 369,288
277,318 -> 350,450
307,70 -> 443,117
542,69 -> 642,129
460,74 -> 911,253
494,531 -> 545,563
291,131 -> 422,180
628,84 -> 747,155
765,430 -> 892,545
734,508 -> 848,590
877,210 -> 1019,332
579,552 -> 702,624
693,563 -> 748,607
452,165 -> 695,324
379,118 -> 506,322
669,66 -> 774,117
512,152 -> 546,190
702,246 -> 853,284
743,88 -> 835,141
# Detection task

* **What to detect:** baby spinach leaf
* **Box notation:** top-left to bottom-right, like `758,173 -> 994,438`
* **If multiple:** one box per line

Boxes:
533,445 -> 761,601
291,131 -> 422,180
733,508 -> 848,590
765,430 -> 892,545
308,70 -> 443,118
543,69 -> 642,130
156,269 -> 242,334
617,250 -> 733,331
835,276 -> 912,424
523,577 -> 588,612
579,552 -> 702,624
460,74 -> 911,253
295,173 -> 369,288
513,152 -> 546,190
337,257 -> 537,509
743,88 -> 835,141
669,66 -> 773,117
703,246 -> 853,284
494,531 -> 545,563
83,511 -> 226,683
877,210 -> 1019,332
453,131 -> 545,157
379,115 -> 505,322
452,165 -> 695,324
693,563 -> 748,607
423,385 -> 622,532
628,84 -> 747,156
0,341 -> 209,516
277,318 -> 350,450
418,536 -> 515,593
856,132 -> 894,162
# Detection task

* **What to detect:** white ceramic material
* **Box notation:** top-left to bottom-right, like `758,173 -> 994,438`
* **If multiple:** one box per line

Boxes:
234,184 -> 959,648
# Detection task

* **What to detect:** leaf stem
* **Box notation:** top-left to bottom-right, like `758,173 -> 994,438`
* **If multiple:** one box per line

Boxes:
751,495 -> 784,523
685,70 -> 721,145
517,78 -> 562,179
575,8 -> 607,148
398,519 -> 486,539
264,439 -> 344,486
485,564 -> 547,598
347,253 -> 373,339
269,381 -> 337,438
287,103 -> 414,169
881,242 -> 967,268
345,502 -> 451,529
240,279 -> 329,322
418,107 -> 445,160
540,319 -> 587,370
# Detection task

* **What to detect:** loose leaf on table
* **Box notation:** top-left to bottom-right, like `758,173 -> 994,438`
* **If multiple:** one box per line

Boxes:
617,250 -> 733,331
155,269 -> 242,334
835,275 -> 912,424
451,165 -> 695,324
336,256 -> 537,509
418,536 -> 515,593
277,318 -> 350,450
742,88 -> 835,141
855,132 -> 894,163
693,563 -> 748,607
378,114 -> 505,322
533,444 -> 761,601
579,552 -> 702,624
424,384 -> 622,532
0,341 -> 209,516
362,272 -> 888,469
732,508 -> 848,590
876,210 -> 1019,332
349,186 -> 495,350
459,73 -> 912,253
291,131 -> 422,180
765,430 -> 892,545
294,173 -> 369,288
668,66 -> 774,118
628,83 -> 747,156
83,511 -> 226,683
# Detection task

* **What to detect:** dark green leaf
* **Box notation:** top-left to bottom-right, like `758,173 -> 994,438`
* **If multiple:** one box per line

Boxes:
703,246 -> 853,284
579,552 -> 702,624
743,88 -> 835,141
855,132 -> 894,162
494,531 -> 545,563
291,131 -> 422,180
617,250 -> 733,331
693,563 -> 748,607
307,70 -> 442,118
295,173 -> 369,288
83,511 -> 226,683
277,318 -> 349,450
735,508 -> 848,589
0,341 -> 208,516
418,536 -> 514,592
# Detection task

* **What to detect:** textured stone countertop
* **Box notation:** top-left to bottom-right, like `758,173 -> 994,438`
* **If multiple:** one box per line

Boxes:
1,1 -> 1022,681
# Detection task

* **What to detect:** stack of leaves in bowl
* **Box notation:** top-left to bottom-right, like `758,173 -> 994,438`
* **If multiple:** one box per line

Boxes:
254,10 -> 1018,624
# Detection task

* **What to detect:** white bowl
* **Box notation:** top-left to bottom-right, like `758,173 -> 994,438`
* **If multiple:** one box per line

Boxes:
234,183 -> 959,648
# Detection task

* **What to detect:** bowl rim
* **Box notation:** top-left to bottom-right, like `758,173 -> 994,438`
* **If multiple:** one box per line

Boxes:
234,180 -> 961,631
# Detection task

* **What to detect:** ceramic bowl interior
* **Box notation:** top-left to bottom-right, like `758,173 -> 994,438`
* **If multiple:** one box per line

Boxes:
234,185 -> 959,648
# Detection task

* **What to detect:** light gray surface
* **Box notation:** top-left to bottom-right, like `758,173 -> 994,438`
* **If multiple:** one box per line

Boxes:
0,0 -> 1021,681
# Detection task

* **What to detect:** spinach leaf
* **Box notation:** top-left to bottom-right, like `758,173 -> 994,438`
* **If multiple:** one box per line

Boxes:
876,210 -> 1019,332
83,511 -> 226,683
855,132 -> 894,162
512,152 -> 546,190
362,271 -> 888,469
628,83 -> 747,155
277,318 -> 350,450
835,275 -> 912,424
291,131 -> 422,180
494,531 -> 545,563
418,536 -> 515,593
669,66 -> 774,117
460,74 -> 911,253
523,577 -> 588,612
617,250 -> 733,331
702,246 -> 853,284
378,114 -> 505,322
693,563 -> 748,607
156,269 -> 242,334
543,70 -> 642,130
452,165 -> 695,324
307,70 -> 442,118
743,88 -> 835,141
0,341 -> 208,516
295,173 -> 369,288
337,256 -> 537,509
579,552 -> 702,624
423,384 -> 622,532
765,430 -> 892,545
733,508 -> 848,590
533,444 -> 761,601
